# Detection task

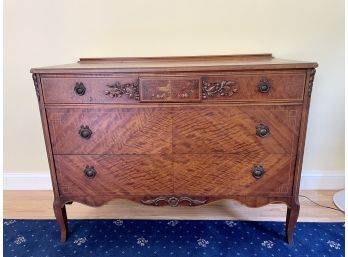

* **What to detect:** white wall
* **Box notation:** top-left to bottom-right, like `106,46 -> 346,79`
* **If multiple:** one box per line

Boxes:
4,0 -> 344,187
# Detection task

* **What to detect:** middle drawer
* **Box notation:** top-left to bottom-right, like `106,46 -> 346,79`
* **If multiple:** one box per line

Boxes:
47,105 -> 301,155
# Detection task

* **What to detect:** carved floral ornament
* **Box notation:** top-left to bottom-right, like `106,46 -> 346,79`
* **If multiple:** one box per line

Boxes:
103,78 -> 241,101
202,79 -> 238,99
104,80 -> 140,100
141,196 -> 207,207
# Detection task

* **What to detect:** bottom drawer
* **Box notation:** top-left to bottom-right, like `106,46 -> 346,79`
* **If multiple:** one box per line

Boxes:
173,153 -> 295,197
54,155 -> 173,197
54,153 -> 295,198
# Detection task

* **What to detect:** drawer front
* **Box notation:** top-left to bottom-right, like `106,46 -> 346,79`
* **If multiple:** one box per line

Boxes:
173,153 -> 295,196
55,155 -> 173,197
41,72 -> 305,104
202,72 -> 306,101
41,76 -> 140,103
47,107 -> 172,154
173,105 -> 302,154
139,77 -> 201,102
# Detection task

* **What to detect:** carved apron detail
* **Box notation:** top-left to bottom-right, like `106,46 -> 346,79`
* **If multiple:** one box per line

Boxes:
141,196 -> 207,207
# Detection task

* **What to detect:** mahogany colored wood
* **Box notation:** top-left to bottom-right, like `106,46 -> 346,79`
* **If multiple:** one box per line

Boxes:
31,54 -> 318,244
46,107 -> 172,154
286,200 -> 300,245
202,72 -> 306,101
53,200 -> 68,242
41,71 -> 305,104
172,105 -> 302,154
30,54 -> 317,74
46,105 -> 301,155
54,154 -> 173,196
41,76 -> 139,104
173,153 -> 295,196
139,77 -> 201,102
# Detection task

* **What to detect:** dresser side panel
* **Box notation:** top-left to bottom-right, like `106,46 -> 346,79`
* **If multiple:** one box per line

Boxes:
32,73 -> 60,197
291,68 -> 317,199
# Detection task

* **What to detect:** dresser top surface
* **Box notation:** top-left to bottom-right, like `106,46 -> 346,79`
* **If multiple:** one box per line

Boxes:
31,54 -> 318,73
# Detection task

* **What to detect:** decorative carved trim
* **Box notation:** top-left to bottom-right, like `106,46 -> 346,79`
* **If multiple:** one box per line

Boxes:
32,74 -> 40,101
141,196 -> 207,207
308,69 -> 316,97
104,80 -> 140,100
202,79 -> 238,99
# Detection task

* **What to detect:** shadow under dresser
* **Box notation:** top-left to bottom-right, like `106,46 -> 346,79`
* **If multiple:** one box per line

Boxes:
31,54 -> 318,244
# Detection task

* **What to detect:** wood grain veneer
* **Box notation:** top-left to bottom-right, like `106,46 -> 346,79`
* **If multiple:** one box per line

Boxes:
31,54 -> 318,244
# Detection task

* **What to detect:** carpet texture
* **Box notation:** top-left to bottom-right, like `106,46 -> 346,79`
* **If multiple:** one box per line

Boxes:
3,219 -> 344,257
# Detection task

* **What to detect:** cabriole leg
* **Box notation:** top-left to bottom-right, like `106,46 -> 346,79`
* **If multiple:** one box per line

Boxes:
286,201 -> 300,245
53,200 -> 68,242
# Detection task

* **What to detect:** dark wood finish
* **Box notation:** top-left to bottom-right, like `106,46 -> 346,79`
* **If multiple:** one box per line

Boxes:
31,54 -> 317,244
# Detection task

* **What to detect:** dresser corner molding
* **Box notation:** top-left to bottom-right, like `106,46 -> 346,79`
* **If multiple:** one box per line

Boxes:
32,73 -> 40,101
104,79 -> 140,100
141,196 -> 207,207
308,68 -> 316,97
202,79 -> 238,99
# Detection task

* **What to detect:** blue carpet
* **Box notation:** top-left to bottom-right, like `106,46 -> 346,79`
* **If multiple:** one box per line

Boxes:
3,219 -> 344,257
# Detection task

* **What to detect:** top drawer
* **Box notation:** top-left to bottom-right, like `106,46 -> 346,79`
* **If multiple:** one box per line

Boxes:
201,72 -> 306,101
40,72 -> 306,104
41,76 -> 140,104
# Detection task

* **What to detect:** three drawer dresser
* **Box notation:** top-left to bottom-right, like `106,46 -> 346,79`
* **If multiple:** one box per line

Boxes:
31,54 -> 317,244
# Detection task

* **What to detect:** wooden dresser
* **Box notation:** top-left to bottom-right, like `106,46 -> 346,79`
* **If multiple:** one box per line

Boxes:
31,54 -> 317,244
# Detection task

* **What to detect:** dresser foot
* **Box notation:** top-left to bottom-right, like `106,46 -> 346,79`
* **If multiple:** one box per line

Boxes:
285,202 -> 300,245
53,200 -> 68,242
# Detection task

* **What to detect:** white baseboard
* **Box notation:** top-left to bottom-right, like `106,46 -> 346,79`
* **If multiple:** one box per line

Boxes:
4,172 -> 52,190
3,170 -> 345,191
300,170 -> 345,190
